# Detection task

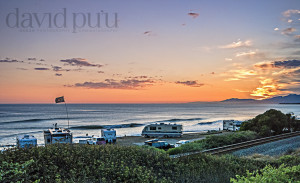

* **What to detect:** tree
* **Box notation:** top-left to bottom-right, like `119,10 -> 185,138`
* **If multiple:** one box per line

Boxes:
240,109 -> 288,136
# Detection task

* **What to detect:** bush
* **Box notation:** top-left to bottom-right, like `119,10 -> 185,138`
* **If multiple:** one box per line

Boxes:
1,141 -> 299,182
203,131 -> 258,149
0,144 -> 177,182
167,131 -> 258,155
230,164 -> 300,183
240,109 -> 290,136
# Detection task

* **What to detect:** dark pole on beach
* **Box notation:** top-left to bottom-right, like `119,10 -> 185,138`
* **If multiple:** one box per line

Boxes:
64,102 -> 70,129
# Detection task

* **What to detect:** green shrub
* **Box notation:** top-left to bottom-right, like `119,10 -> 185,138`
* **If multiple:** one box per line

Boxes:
240,109 -> 294,136
230,164 -> 300,183
203,131 -> 258,149
167,131 -> 258,155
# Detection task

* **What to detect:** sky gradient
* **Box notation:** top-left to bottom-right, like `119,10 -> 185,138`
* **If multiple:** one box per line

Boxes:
0,0 -> 300,103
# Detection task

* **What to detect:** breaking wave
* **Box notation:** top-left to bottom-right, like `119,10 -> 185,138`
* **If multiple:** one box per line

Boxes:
155,117 -> 203,123
197,120 -> 222,125
71,123 -> 144,129
0,117 -> 69,125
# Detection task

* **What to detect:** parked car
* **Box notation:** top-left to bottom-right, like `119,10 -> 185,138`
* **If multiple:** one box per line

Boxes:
87,137 -> 106,145
175,140 -> 190,147
144,139 -> 175,150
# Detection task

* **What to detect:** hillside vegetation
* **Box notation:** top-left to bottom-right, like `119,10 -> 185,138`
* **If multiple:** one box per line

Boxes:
1,144 -> 300,183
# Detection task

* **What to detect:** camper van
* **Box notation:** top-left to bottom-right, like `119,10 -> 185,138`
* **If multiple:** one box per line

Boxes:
101,129 -> 116,143
16,134 -> 37,148
44,123 -> 73,145
142,123 -> 183,138
223,120 -> 243,131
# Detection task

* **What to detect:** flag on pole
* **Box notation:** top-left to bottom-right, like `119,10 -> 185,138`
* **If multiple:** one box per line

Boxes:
55,96 -> 65,103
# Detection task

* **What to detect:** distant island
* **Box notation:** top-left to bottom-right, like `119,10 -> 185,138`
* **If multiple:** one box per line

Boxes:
220,94 -> 300,104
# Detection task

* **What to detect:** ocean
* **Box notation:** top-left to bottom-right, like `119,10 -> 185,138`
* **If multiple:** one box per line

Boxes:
0,103 -> 299,146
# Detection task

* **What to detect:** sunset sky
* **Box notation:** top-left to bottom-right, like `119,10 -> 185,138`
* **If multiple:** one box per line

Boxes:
0,0 -> 300,103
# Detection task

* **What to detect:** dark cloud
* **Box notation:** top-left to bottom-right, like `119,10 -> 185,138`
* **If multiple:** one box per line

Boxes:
0,59 -> 23,63
255,60 -> 300,69
97,71 -> 104,74
52,66 -> 63,71
28,58 -> 36,61
144,31 -> 151,35
51,65 -> 70,72
274,60 -> 300,68
55,73 -> 62,76
40,59 -> 45,61
34,67 -> 50,70
128,76 -> 148,79
60,58 -> 103,67
143,31 -> 155,36
68,79 -> 155,89
188,12 -> 199,19
175,80 -> 204,87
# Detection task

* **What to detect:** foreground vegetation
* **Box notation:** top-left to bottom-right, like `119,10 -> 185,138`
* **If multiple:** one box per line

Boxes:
231,164 -> 300,183
1,144 -> 300,183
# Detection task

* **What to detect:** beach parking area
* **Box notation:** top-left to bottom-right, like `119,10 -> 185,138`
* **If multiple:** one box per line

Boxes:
116,131 -> 232,146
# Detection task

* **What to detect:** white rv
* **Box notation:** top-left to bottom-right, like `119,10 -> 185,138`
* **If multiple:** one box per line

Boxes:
101,129 -> 116,143
142,123 -> 183,138
44,123 -> 73,145
16,134 -> 37,148
223,120 -> 243,131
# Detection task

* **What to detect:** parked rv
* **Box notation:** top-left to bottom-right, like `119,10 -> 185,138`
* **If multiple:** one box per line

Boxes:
144,139 -> 174,149
101,129 -> 116,143
44,123 -> 73,145
16,134 -> 37,148
223,120 -> 243,131
87,137 -> 106,145
175,140 -> 190,147
142,123 -> 183,138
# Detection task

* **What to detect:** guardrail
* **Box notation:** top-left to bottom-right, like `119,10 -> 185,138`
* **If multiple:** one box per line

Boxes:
171,131 -> 300,158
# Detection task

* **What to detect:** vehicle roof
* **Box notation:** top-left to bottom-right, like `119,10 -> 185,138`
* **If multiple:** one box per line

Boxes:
147,123 -> 182,126
48,128 -> 72,135
17,135 -> 37,140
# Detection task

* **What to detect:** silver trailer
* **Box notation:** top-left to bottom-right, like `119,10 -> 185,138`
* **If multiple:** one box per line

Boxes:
142,123 -> 183,138
16,134 -> 37,148
44,123 -> 73,145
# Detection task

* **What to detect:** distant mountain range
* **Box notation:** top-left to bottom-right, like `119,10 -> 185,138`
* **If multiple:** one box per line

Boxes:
220,94 -> 300,104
